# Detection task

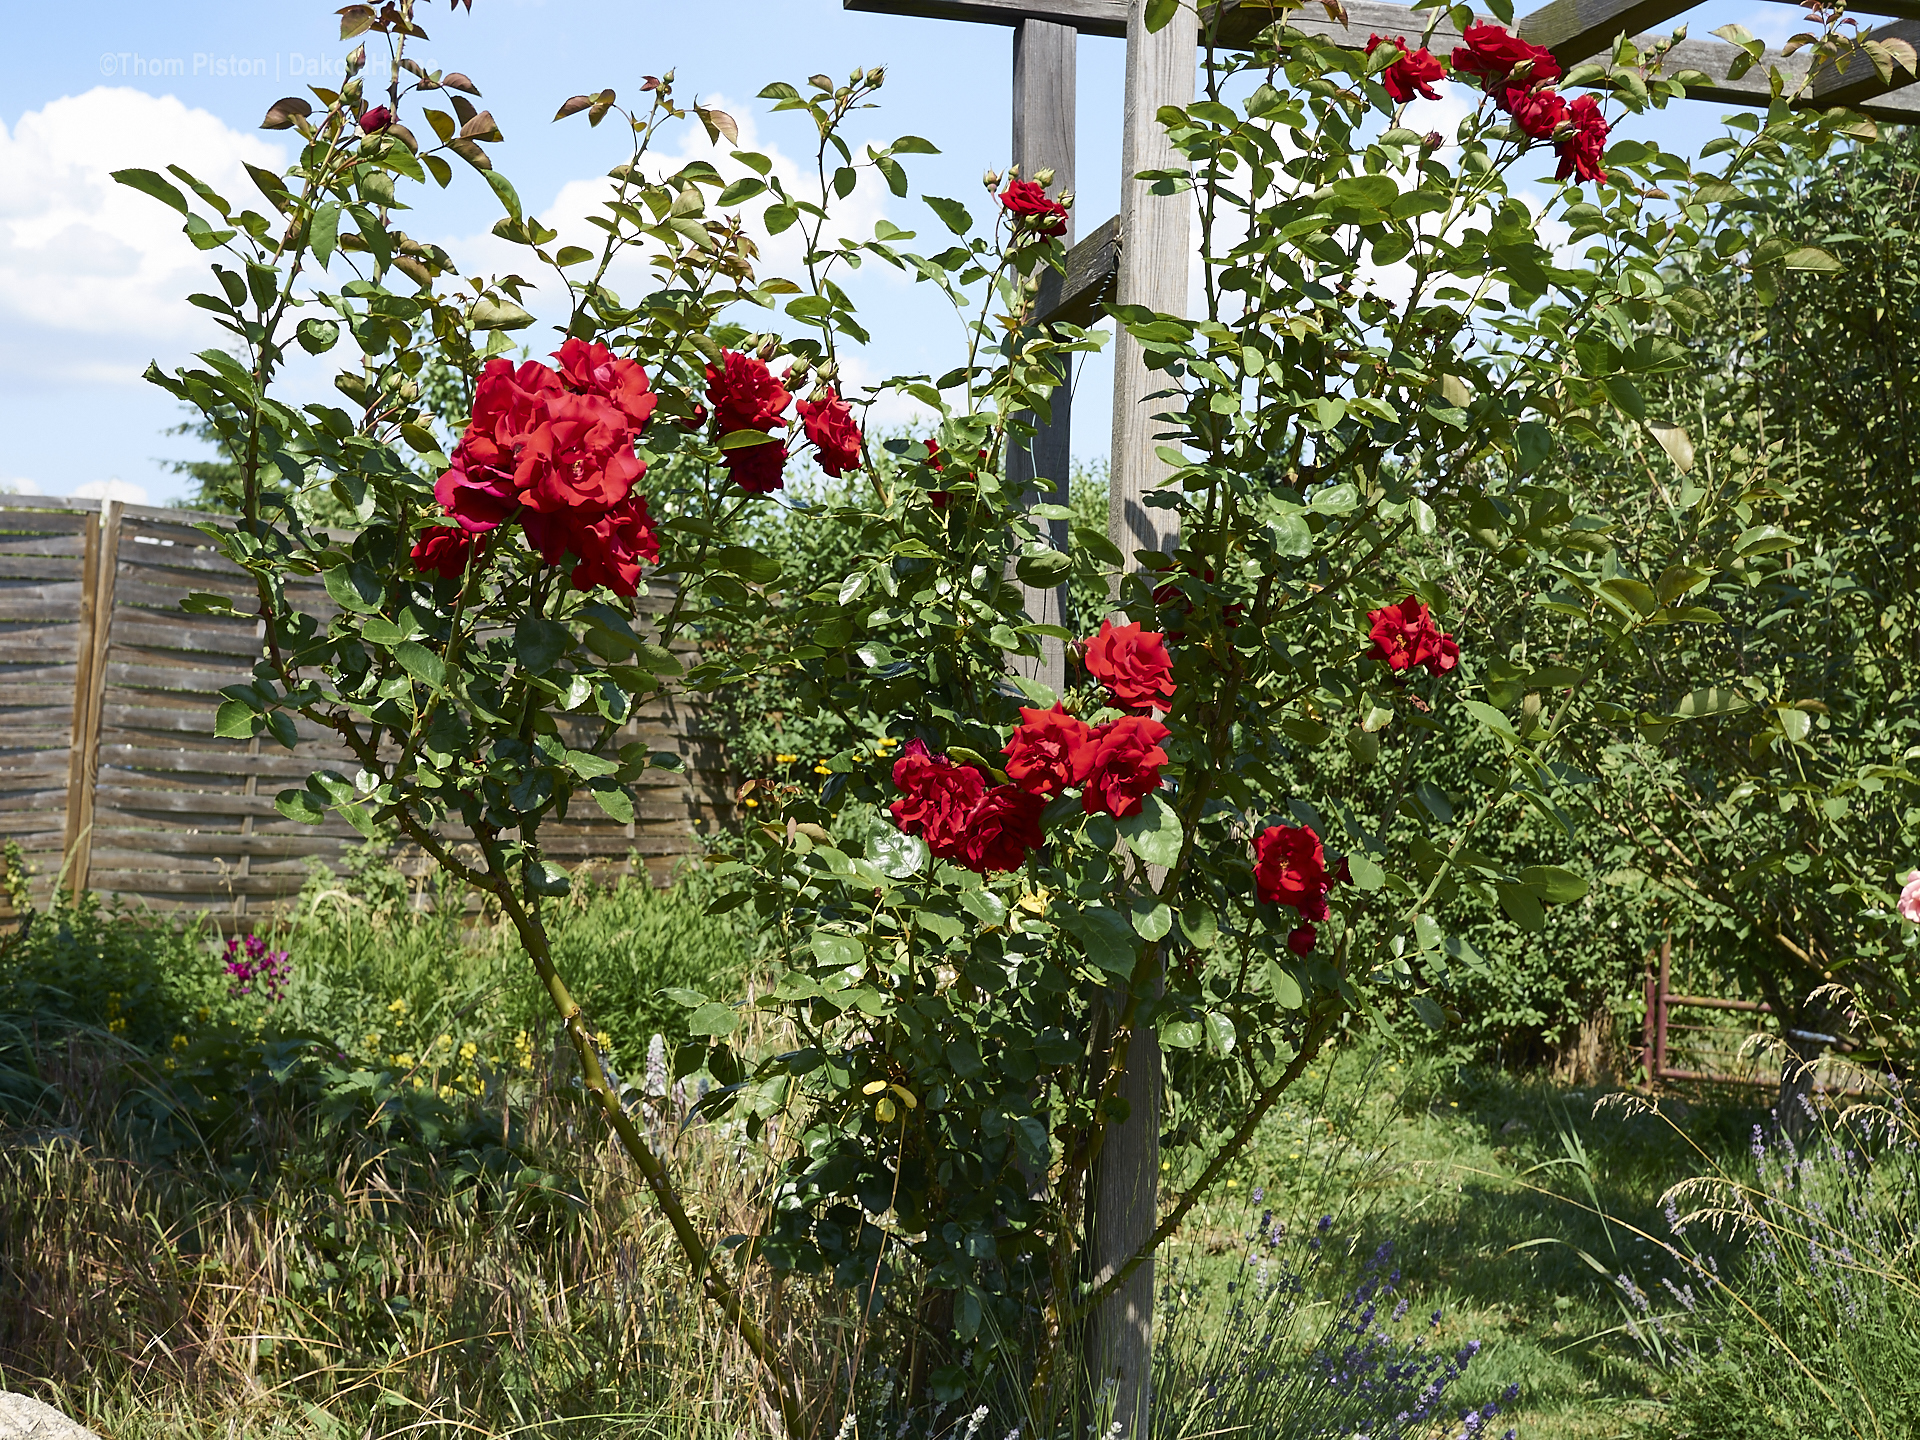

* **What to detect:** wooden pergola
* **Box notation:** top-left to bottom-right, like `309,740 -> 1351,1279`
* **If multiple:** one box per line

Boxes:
841,0 -> 1901,1428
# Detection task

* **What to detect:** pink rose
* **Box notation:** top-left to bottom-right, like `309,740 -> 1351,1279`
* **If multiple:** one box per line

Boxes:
1899,869 -> 1920,925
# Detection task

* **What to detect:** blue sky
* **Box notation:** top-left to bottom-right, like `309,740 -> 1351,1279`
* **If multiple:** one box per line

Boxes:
0,0 -> 1794,506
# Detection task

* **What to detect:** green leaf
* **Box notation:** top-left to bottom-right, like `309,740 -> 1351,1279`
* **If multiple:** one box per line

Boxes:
309,202 -> 341,267
525,860 -> 572,896
1056,905 -> 1137,976
1782,245 -> 1841,272
868,829 -> 928,879
1266,960 -> 1304,1010
515,616 -> 571,674
214,700 -> 258,739
959,888 -> 1008,928
324,563 -> 383,615
1129,898 -> 1173,942
1410,994 -> 1448,1032
1599,576 -> 1658,618
590,786 -> 635,824
1673,686 -> 1750,718
717,177 -> 767,207
1459,699 -> 1519,742
925,196 -> 973,235
296,318 -> 340,354
485,169 -> 523,221
1735,524 -> 1799,556
393,641 -> 444,689
274,788 -> 326,824
1496,882 -> 1547,931
1014,549 -> 1072,587
812,931 -> 864,970
688,1003 -> 739,1037
471,295 -> 536,330
1179,901 -> 1218,949
1160,1017 -> 1202,1049
1521,865 -> 1589,903
1203,1011 -> 1236,1055
1117,792 -> 1182,868
1145,0 -> 1179,31
1346,853 -> 1384,891
112,168 -> 190,214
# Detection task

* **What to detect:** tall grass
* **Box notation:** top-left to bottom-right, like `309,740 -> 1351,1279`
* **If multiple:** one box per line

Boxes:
1604,1061 -> 1920,1440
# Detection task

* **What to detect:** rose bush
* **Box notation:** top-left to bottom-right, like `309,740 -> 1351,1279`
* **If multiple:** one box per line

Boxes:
118,0 -> 1877,1430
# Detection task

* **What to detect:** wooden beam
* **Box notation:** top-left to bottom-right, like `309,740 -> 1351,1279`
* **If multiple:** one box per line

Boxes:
61,498 -> 122,900
1515,0 -> 1695,65
1007,16 -> 1079,692
1091,1 -> 1195,1427
1811,20 -> 1920,103
843,0 -> 1126,37
1033,213 -> 1119,328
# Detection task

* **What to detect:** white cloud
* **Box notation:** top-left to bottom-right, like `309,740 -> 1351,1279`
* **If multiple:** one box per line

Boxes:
69,477 -> 152,504
0,88 -> 285,383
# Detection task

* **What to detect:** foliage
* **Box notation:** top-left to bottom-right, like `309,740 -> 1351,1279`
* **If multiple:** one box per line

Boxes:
115,0 -> 1884,1427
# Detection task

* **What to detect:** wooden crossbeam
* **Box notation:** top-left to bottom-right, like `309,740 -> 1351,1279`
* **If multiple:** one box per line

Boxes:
1034,214 -> 1120,327
1810,17 -> 1920,103
844,0 -> 1127,36
850,0 -> 1920,116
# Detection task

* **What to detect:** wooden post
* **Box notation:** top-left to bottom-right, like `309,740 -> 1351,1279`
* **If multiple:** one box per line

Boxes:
1090,4 -> 1195,1436
1653,936 -> 1671,1084
1007,17 -> 1077,693
62,498 -> 122,900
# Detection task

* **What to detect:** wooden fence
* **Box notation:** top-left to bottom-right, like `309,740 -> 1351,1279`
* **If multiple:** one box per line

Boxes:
0,496 -> 732,918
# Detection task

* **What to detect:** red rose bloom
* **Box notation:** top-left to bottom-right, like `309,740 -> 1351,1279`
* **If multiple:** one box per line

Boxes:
1366,595 -> 1460,677
1509,87 -> 1569,141
889,741 -> 987,861
358,106 -> 392,133
1365,34 -> 1447,103
960,784 -> 1047,874
796,387 -> 863,478
1003,703 -> 1092,798
725,437 -> 789,495
515,389 -> 647,514
524,492 -> 660,597
1084,619 -> 1176,713
1554,94 -> 1609,184
1450,23 -> 1560,105
435,440 -> 519,533
1000,178 -> 1069,237
1076,715 -> 1170,820
411,525 -> 476,580
705,351 -> 791,435
1287,924 -> 1318,957
552,337 -> 659,432
1254,824 -> 1333,919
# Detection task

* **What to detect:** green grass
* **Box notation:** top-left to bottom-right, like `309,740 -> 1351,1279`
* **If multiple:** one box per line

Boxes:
1,853 -> 1889,1439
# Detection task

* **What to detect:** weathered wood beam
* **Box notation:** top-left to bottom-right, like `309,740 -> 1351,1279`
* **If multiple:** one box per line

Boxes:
1034,213 -> 1120,327
844,0 -> 1127,37
1515,0 -> 1695,65
1810,20 -> 1920,103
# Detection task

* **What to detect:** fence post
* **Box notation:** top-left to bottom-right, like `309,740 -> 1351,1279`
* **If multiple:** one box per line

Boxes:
1641,961 -> 1655,1084
60,498 -> 122,900
1653,935 -> 1671,1085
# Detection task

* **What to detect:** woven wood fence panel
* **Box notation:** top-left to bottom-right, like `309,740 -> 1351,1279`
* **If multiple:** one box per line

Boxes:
0,496 -> 731,918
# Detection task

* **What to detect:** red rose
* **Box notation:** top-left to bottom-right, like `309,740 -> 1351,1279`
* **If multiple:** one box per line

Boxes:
1450,23 -> 1560,104
1254,824 -> 1333,919
705,351 -> 791,435
435,439 -> 519,533
525,492 -> 660,597
358,106 -> 392,133
1084,619 -> 1175,713
552,338 -> 659,432
1075,715 -> 1170,819
1366,595 -> 1460,677
999,178 -> 1069,237
1365,34 -> 1447,103
1554,94 -> 1609,184
411,525 -> 476,580
1287,924 -> 1318,957
515,390 -> 647,514
1509,87 -> 1568,141
889,741 -> 987,861
1003,703 -> 1092,798
796,387 -> 863,478
725,437 -> 789,495
960,784 -> 1047,874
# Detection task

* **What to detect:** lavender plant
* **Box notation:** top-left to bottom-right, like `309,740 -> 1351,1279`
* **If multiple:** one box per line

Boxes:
1616,1074 -> 1920,1439
1153,1205 -> 1517,1440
